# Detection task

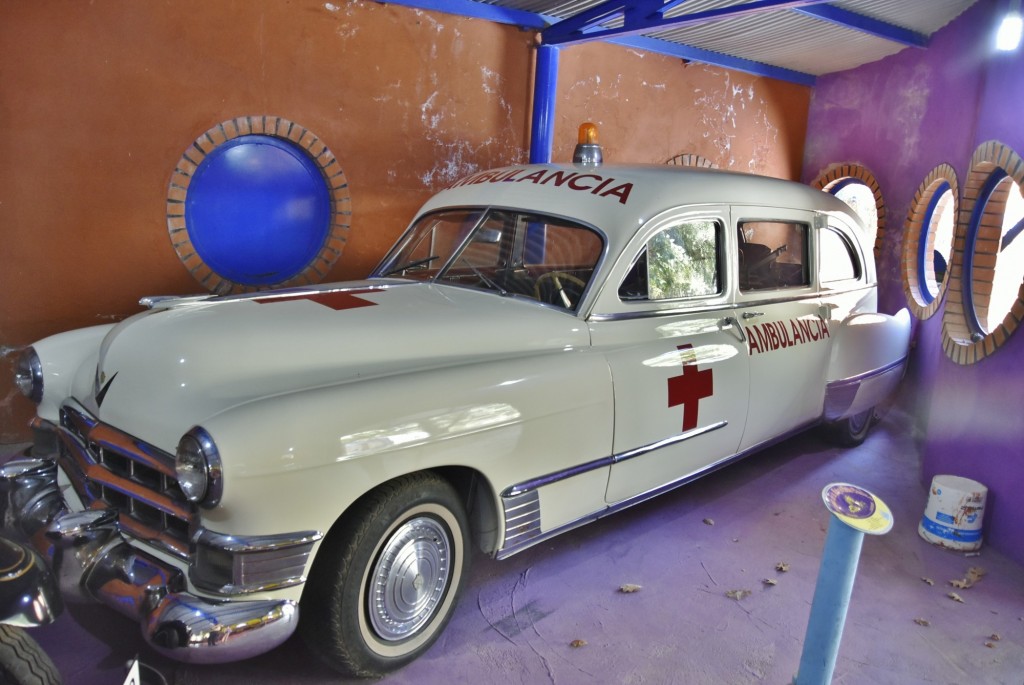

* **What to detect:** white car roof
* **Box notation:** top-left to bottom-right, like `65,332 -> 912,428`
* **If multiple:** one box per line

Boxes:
418,164 -> 864,254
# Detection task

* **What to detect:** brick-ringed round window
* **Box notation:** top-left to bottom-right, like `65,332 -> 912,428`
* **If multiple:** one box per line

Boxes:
666,153 -> 718,169
942,141 -> 1024,364
166,116 -> 351,295
901,164 -> 958,320
810,164 -> 885,256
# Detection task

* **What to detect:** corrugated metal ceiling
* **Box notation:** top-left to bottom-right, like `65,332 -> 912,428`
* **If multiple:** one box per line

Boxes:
467,0 -> 980,82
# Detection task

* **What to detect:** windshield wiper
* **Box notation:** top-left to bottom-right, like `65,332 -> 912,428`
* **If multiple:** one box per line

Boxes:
381,254 -> 439,277
458,256 -> 508,296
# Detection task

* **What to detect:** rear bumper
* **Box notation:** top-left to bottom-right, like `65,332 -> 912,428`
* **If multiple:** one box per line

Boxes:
0,457 -> 298,664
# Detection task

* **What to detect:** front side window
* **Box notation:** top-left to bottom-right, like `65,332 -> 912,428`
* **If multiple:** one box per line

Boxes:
374,208 -> 604,311
737,221 -> 809,291
619,220 -> 721,301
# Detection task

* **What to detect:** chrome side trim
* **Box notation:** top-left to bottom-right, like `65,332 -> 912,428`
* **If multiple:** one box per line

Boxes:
827,355 -> 908,389
501,457 -> 613,498
496,421 -> 729,558
498,489 -> 541,549
501,421 -> 728,499
823,355 -> 908,421
496,421 -> 815,560
590,292 -> 820,323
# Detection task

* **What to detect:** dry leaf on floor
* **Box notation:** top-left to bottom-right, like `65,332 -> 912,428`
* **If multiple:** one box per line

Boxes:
985,641 -> 996,649
618,584 -> 642,593
762,578 -> 777,586
703,518 -> 715,526
989,633 -> 1001,641
948,592 -> 965,603
569,639 -> 587,648
950,566 -> 986,590
913,618 -> 930,627
921,577 -> 935,586
726,589 -> 752,600
776,562 -> 790,572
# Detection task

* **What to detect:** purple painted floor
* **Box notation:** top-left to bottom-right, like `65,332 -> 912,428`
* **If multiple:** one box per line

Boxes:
12,395 -> 1024,684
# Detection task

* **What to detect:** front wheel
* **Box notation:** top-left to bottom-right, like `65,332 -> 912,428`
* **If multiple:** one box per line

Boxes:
0,625 -> 61,685
300,473 -> 470,678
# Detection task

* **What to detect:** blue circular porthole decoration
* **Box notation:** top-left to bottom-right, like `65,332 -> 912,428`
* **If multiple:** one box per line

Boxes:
167,116 -> 351,295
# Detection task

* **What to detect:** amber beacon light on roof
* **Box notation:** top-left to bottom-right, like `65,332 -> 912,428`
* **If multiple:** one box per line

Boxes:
573,122 -> 603,166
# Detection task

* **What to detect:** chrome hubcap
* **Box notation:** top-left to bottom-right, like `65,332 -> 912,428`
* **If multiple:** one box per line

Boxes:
369,516 -> 451,641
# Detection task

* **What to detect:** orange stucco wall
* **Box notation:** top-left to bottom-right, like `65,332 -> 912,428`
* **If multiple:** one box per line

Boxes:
0,0 -> 809,442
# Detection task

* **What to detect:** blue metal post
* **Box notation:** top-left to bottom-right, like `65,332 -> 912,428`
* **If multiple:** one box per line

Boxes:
795,515 -> 865,685
529,44 -> 559,164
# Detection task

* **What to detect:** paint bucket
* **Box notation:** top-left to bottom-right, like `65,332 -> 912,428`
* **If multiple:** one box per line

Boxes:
918,475 -> 987,551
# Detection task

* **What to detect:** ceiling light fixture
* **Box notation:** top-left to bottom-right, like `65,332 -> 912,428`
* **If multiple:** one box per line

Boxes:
996,0 -> 1023,51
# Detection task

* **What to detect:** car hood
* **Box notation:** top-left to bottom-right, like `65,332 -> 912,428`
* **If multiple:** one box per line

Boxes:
88,280 -> 590,451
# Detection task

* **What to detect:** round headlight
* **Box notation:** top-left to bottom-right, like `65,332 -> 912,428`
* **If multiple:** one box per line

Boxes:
13,347 -> 43,404
175,427 -> 223,508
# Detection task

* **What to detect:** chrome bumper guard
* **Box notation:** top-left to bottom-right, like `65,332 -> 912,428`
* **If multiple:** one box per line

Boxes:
0,458 -> 298,664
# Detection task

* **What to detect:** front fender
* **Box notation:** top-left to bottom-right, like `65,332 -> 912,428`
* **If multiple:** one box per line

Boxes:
31,325 -> 115,422
824,308 -> 911,421
191,349 -> 614,547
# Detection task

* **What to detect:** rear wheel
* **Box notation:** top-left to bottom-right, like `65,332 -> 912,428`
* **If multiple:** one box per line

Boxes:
823,407 -> 875,447
300,473 -> 470,678
0,625 -> 61,685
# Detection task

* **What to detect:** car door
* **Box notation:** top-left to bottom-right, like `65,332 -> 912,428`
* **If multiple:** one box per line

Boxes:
589,208 -> 750,505
733,207 -> 832,450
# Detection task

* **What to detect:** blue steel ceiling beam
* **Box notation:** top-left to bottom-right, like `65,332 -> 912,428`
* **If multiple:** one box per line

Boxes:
374,0 -> 549,30
543,0 -> 835,45
377,0 -> 817,84
794,5 -> 929,47
614,35 -> 816,85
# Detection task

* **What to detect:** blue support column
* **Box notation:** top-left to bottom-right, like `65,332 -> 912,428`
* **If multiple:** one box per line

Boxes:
795,516 -> 864,684
529,44 -> 559,164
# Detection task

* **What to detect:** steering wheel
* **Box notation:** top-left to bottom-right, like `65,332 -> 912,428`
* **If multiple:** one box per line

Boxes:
533,272 -> 588,309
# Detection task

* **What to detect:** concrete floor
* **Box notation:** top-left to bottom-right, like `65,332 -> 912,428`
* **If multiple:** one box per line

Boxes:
13,394 -> 1024,684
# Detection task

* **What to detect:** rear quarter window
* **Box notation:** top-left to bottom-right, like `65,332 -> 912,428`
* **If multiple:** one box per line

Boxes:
819,226 -> 862,284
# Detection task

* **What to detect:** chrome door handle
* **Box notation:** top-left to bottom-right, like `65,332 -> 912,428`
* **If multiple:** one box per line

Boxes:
742,311 -> 764,319
721,316 -> 747,344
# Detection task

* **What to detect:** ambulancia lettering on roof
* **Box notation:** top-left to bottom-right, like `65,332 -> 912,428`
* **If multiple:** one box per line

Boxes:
745,317 -> 830,355
448,168 -> 634,205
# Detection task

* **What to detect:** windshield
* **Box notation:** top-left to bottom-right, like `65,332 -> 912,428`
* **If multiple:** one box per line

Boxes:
374,208 -> 605,312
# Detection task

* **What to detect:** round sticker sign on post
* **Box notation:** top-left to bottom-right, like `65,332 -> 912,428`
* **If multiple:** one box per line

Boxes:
822,482 -> 894,535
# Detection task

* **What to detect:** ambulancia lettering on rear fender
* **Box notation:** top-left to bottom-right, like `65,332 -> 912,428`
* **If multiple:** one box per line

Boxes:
745,317 -> 831,355
448,168 -> 634,205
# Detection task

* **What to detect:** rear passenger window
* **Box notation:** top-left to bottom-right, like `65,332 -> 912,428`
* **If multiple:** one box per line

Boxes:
738,221 -> 809,291
619,220 -> 721,301
820,227 -> 861,283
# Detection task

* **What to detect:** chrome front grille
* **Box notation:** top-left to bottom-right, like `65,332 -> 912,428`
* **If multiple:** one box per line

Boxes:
58,403 -> 195,558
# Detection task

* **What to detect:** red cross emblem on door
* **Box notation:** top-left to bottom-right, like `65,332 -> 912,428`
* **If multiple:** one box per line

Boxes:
667,344 -> 714,432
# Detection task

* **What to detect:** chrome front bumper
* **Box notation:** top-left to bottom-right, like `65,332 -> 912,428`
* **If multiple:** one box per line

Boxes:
0,458 -> 298,664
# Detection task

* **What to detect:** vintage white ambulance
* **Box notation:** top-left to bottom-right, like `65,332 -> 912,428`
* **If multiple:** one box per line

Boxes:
4,128 -> 910,677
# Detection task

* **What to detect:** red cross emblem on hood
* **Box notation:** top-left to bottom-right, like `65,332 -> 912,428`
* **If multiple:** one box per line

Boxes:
667,344 -> 714,432
252,289 -> 378,311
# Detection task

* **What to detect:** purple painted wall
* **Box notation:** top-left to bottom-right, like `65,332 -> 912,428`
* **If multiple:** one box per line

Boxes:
804,0 -> 1024,565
